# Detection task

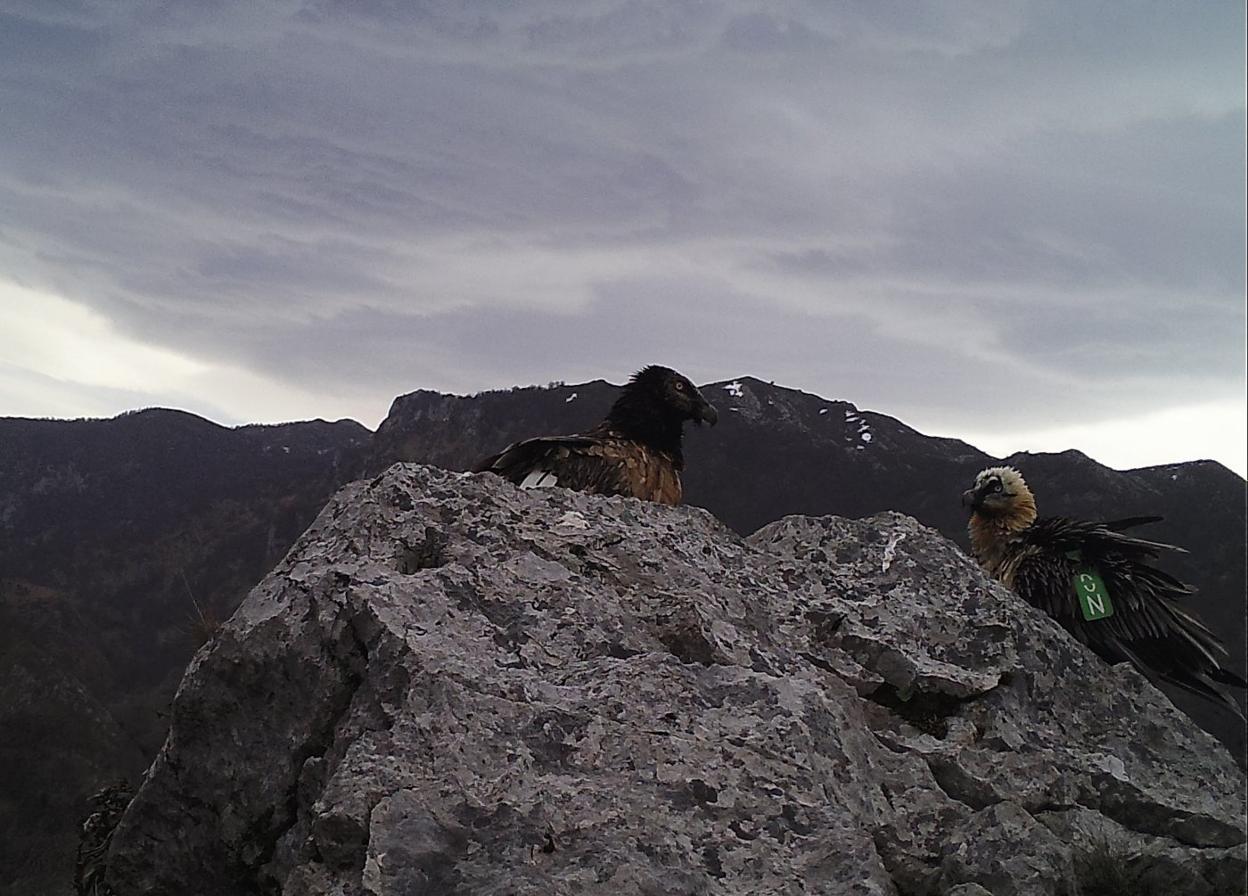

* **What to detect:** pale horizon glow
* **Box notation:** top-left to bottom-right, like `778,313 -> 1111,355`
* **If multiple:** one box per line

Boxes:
0,281 -> 391,427
950,400 -> 1248,478
3,279 -> 1243,478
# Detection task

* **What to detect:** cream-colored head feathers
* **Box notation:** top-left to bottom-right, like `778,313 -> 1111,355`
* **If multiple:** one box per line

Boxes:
967,466 -> 1038,574
974,466 -> 1028,496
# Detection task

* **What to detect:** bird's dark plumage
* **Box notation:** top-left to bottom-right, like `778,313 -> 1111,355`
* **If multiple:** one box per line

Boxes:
963,466 -> 1246,716
473,365 -> 718,505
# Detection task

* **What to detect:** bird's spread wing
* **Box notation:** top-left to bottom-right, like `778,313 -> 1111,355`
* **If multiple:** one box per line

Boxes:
474,434 -> 681,503
1011,516 -> 1244,715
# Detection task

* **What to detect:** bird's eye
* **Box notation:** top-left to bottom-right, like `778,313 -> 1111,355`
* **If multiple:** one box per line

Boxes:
674,381 -> 686,392
990,481 -> 1002,493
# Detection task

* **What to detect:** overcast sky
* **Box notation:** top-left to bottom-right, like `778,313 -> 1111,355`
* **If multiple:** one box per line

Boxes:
1,1 -> 1244,475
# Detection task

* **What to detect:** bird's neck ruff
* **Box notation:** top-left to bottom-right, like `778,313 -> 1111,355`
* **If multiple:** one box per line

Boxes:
968,497 -> 1037,577
604,391 -> 686,468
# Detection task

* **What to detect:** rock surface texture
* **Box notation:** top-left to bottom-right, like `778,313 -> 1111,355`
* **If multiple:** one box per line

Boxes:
105,465 -> 1246,895
368,378 -> 1247,763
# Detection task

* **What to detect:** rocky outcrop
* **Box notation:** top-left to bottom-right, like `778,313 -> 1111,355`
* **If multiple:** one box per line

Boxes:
105,465 -> 1245,895
367,378 -> 1247,764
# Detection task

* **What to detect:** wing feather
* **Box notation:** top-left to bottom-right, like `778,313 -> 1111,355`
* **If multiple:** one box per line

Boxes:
519,469 -> 560,489
1010,516 -> 1244,717
474,433 -> 678,502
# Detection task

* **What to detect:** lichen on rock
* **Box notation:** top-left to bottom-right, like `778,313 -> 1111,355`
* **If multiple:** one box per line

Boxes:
104,464 -> 1246,895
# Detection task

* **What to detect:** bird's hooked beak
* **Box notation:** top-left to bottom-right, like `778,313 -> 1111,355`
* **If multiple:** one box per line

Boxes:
961,488 -> 980,510
694,396 -> 719,427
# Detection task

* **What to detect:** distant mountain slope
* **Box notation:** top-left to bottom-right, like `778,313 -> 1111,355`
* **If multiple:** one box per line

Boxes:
0,409 -> 367,568
0,410 -> 369,896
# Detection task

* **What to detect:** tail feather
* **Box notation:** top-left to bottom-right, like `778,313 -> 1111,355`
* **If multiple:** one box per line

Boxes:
1159,671 -> 1247,721
1164,603 -> 1222,644
1211,666 -> 1248,690
1107,531 -> 1189,554
1102,515 -> 1164,531
1106,612 -> 1245,719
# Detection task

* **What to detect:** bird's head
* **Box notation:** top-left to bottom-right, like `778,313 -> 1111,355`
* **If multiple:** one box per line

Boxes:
624,365 -> 719,427
961,466 -> 1036,524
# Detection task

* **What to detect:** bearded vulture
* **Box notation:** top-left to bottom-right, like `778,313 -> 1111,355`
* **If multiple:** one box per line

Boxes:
963,465 -> 1245,715
474,365 -> 718,505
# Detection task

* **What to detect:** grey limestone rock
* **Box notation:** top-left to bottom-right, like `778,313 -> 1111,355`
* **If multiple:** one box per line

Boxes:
105,464 -> 1245,895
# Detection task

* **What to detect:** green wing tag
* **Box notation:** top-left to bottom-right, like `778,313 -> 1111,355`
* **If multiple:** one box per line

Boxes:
1066,550 -> 1114,621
